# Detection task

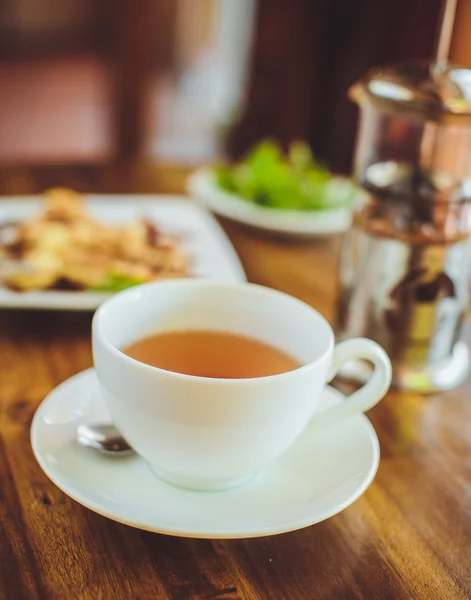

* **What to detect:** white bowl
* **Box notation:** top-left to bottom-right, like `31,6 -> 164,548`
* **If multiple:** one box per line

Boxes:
187,168 -> 355,238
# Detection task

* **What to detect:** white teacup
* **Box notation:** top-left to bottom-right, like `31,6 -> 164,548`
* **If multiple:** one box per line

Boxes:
92,280 -> 391,491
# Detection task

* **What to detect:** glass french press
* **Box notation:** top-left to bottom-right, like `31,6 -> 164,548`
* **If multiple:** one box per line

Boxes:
336,62 -> 471,391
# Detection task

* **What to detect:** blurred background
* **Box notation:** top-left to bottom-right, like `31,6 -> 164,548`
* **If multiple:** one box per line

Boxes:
1,0 -> 470,175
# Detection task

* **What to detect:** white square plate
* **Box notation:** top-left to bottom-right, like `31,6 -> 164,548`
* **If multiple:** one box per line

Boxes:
0,195 -> 246,310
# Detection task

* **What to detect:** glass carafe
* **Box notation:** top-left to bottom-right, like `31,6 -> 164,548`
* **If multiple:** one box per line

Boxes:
336,63 -> 471,391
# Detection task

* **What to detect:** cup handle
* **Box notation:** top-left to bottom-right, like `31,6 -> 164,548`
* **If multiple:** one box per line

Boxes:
314,338 -> 392,428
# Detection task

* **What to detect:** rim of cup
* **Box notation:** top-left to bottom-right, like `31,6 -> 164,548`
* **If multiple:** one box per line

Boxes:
92,279 -> 335,385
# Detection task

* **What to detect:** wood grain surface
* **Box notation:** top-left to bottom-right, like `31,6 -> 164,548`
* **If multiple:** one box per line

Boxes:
1,164 -> 471,600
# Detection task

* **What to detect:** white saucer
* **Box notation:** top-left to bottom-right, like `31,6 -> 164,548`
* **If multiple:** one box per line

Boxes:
31,369 -> 380,539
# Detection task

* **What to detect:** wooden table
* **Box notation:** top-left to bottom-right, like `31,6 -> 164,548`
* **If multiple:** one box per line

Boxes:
1,164 -> 471,600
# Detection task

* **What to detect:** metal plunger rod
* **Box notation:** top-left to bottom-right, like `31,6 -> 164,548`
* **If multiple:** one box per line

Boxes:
435,0 -> 458,65
420,0 -> 459,174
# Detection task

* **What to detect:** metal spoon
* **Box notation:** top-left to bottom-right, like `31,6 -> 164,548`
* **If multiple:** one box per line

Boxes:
77,423 -> 135,456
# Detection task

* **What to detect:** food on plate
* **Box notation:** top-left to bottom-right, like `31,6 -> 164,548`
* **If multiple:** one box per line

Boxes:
0,188 -> 188,292
215,140 -> 356,211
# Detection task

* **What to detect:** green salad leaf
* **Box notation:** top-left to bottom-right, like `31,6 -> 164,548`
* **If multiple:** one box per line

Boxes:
215,140 -> 356,211
89,272 -> 147,292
